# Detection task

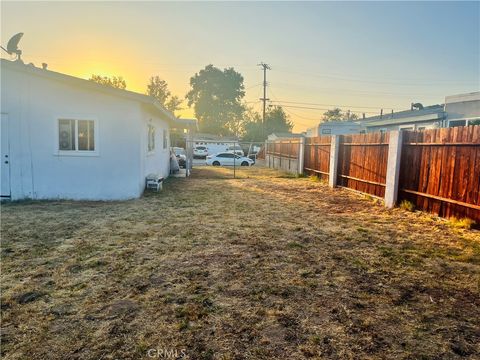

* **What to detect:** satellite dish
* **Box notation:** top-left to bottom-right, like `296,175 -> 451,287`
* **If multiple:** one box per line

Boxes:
1,33 -> 24,61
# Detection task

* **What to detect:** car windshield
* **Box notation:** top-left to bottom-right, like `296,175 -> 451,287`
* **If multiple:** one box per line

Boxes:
196,146 -> 206,150
174,148 -> 185,155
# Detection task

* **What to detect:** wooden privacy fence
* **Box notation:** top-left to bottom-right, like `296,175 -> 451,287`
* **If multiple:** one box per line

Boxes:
337,132 -> 390,198
304,136 -> 331,181
266,125 -> 480,223
399,126 -> 480,223
265,139 -> 303,174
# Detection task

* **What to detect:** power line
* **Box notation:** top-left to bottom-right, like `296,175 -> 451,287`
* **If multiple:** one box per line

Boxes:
273,66 -> 478,85
268,86 -> 319,127
270,81 -> 458,98
245,82 -> 263,90
277,104 -> 380,115
269,100 -> 398,111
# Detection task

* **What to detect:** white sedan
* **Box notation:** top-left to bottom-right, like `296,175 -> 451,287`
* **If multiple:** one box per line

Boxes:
206,152 -> 254,167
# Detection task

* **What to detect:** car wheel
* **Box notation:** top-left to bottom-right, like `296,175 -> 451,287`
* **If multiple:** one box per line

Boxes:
212,161 -> 220,166
241,161 -> 249,166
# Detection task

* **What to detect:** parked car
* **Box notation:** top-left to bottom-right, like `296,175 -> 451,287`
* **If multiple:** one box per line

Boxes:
206,152 -> 254,167
226,145 -> 244,157
172,147 -> 186,168
193,145 -> 208,158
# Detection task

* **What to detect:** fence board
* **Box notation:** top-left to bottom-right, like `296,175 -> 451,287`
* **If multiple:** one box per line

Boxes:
337,132 -> 389,198
399,125 -> 480,223
265,139 -> 302,174
304,136 -> 331,180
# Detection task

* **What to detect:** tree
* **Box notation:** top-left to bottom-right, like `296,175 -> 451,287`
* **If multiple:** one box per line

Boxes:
241,108 -> 262,141
89,75 -> 126,89
243,105 -> 293,141
321,108 -> 358,122
186,65 -> 245,135
146,76 -> 182,115
166,96 -> 183,114
265,106 -> 293,135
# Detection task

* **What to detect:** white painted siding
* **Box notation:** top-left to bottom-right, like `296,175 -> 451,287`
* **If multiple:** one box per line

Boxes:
1,64 -> 154,200
141,107 -> 171,184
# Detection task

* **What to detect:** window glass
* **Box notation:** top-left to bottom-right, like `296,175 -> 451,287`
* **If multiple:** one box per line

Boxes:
78,120 -> 95,151
163,129 -> 167,149
59,119 -> 75,150
449,120 -> 467,128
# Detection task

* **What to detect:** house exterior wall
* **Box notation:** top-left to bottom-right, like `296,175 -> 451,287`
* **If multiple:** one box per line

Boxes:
365,119 -> 441,133
193,139 -> 231,155
141,107 -> 171,186
319,122 -> 362,136
1,64 -> 146,200
306,123 -> 363,137
445,92 -> 480,125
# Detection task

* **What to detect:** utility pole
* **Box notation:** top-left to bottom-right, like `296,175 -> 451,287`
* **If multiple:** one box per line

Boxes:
258,62 -> 271,139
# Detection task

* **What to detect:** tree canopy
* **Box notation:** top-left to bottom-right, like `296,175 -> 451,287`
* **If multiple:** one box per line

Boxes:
321,108 -> 358,122
89,75 -> 126,89
242,105 -> 293,142
186,65 -> 245,135
146,76 -> 182,115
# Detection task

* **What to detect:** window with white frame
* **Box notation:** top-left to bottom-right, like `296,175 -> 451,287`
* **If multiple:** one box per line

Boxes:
148,124 -> 155,152
58,119 -> 95,151
163,129 -> 167,149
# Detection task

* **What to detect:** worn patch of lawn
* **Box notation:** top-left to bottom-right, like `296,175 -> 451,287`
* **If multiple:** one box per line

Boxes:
1,165 -> 479,359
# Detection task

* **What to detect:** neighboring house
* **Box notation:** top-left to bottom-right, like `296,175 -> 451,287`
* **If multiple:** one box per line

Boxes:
358,105 -> 446,132
306,121 -> 363,137
267,132 -> 305,141
444,91 -> 480,127
1,59 -> 195,200
193,133 -> 237,155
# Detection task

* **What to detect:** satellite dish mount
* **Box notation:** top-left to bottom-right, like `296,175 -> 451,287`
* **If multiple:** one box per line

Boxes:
1,33 -> 24,62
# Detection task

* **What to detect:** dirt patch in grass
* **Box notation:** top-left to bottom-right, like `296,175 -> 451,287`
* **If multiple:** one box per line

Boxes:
1,166 -> 479,359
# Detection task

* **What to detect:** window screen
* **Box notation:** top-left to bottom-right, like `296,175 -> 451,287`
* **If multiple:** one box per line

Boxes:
59,119 -> 75,150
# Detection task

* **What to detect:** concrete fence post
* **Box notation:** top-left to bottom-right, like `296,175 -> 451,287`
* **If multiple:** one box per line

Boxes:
385,130 -> 403,208
328,135 -> 340,188
298,137 -> 305,175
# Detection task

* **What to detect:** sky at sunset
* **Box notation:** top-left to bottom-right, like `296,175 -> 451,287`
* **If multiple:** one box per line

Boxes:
1,1 -> 479,132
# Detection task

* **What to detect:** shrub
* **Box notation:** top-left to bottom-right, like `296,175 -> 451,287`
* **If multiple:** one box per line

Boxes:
399,200 -> 415,212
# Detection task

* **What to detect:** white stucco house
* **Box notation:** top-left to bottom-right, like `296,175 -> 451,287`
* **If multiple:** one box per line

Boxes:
1,59 -> 195,200
444,91 -> 480,127
305,121 -> 363,137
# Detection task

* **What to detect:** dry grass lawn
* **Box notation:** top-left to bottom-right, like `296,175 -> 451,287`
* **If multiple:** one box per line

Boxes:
1,166 -> 479,359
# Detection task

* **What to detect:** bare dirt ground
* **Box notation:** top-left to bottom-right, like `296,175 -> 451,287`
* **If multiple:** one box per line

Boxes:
1,166 -> 479,359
